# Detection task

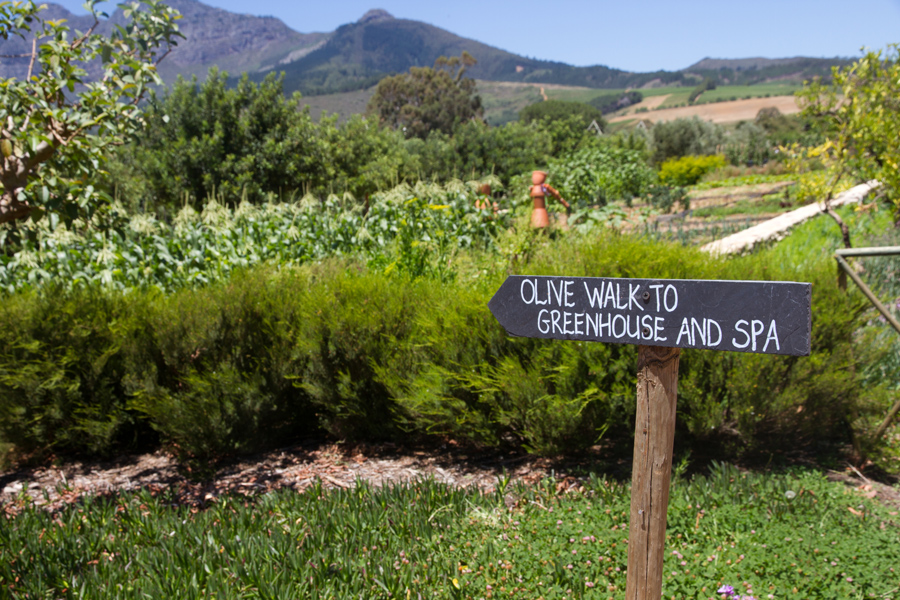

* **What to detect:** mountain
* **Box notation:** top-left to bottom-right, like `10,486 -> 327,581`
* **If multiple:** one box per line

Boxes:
0,1 -> 850,95
0,0 -> 329,82
255,10 -> 687,96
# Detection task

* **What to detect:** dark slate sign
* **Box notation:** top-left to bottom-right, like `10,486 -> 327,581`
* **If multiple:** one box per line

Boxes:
488,276 -> 811,356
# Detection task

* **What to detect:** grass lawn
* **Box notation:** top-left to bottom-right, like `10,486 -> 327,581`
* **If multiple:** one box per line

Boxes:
1,464 -> 897,599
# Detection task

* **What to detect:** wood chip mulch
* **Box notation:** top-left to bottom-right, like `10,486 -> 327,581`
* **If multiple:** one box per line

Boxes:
0,441 -> 596,515
2,441 -> 897,517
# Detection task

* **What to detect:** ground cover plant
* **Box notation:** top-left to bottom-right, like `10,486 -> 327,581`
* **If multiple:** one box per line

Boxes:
1,464 -> 897,599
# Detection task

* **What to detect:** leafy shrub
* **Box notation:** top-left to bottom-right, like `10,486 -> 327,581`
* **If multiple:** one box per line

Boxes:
658,154 -> 727,186
548,144 -> 656,206
642,184 -> 690,213
108,69 -> 409,214
110,69 -> 317,213
0,213 -> 887,464
0,287 -> 151,458
406,120 -> 550,186
127,269 -> 315,464
722,122 -> 773,166
518,100 -> 605,129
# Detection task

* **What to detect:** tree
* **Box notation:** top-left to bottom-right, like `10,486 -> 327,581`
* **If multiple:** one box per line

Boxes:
649,117 -> 724,166
367,52 -> 483,139
797,45 -> 900,219
518,99 -> 605,129
112,69 -> 411,212
519,100 -> 607,156
0,0 -> 182,225
111,69 -> 320,212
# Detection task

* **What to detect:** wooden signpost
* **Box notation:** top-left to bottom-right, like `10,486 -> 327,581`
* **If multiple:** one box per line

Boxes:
489,276 -> 811,600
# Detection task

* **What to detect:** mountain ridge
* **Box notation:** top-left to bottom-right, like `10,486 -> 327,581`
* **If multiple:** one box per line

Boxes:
0,1 -> 852,95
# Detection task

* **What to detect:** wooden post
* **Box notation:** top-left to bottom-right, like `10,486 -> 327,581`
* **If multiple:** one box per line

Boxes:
626,345 -> 681,600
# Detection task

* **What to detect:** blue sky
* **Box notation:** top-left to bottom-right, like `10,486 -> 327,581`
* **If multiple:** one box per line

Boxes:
53,0 -> 900,72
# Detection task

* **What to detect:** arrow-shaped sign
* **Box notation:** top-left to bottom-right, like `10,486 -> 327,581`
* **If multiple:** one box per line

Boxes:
489,276 -> 811,356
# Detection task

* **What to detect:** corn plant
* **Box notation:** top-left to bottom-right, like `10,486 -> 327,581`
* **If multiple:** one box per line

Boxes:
0,181 -> 509,293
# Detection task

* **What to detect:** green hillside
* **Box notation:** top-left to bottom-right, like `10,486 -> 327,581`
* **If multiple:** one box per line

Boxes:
259,13 -> 851,97
255,14 -> 684,96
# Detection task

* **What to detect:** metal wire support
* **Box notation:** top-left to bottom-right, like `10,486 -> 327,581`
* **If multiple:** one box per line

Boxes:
834,246 -> 900,441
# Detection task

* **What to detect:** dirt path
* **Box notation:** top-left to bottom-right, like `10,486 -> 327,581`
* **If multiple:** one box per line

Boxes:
610,95 -> 800,124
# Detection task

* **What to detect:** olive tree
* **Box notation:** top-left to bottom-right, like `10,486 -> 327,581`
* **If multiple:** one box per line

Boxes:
0,0 -> 182,225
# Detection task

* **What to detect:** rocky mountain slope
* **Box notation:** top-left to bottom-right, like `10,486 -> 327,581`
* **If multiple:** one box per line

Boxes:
0,0 -> 328,82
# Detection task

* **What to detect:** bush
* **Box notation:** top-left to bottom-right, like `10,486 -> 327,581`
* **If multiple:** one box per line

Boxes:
642,184 -> 690,213
658,154 -> 727,186
108,69 -> 410,214
650,117 -> 725,165
548,144 -> 656,206
519,100 -> 605,129
0,287 -> 152,458
127,269 -> 316,464
109,69 -> 319,213
405,120 -> 551,185
0,219 -> 882,465
722,121 -> 773,166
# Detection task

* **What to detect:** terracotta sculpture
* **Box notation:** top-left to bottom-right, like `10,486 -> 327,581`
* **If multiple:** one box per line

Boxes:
529,170 -> 569,228
475,183 -> 494,210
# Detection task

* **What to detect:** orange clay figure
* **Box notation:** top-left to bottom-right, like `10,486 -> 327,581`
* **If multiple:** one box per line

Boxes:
529,170 -> 569,228
475,183 -> 493,210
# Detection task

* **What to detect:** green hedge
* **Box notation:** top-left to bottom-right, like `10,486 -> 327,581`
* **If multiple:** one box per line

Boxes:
0,231 -> 884,466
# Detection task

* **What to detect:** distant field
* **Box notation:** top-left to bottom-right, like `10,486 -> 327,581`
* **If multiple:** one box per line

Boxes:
610,95 -> 801,125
